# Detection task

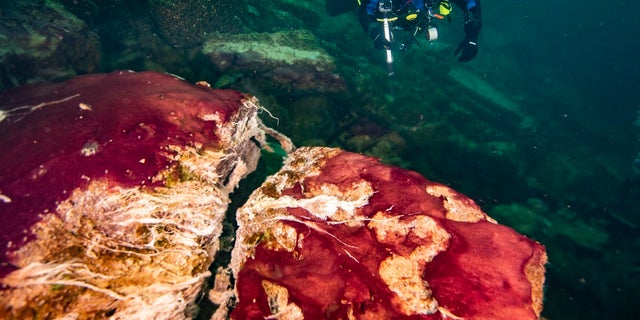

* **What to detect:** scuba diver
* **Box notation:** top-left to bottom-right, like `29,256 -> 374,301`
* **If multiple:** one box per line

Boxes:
357,0 -> 482,62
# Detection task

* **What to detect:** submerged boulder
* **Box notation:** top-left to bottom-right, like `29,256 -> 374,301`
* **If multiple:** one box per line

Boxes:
0,71 -> 267,319
203,30 -> 345,94
148,0 -> 246,48
0,1 -> 100,91
230,146 -> 547,319
0,71 -> 547,319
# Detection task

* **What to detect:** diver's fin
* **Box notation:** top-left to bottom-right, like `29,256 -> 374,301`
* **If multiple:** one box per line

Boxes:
326,0 -> 359,17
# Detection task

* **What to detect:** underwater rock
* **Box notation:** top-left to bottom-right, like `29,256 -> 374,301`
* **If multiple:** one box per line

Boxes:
148,0 -> 246,48
447,67 -> 522,115
230,146 -> 547,319
0,71 -> 266,319
202,30 -> 345,94
0,1 -> 100,91
446,67 -> 537,132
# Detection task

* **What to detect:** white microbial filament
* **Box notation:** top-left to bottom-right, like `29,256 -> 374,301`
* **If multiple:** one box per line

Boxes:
0,94 -> 80,123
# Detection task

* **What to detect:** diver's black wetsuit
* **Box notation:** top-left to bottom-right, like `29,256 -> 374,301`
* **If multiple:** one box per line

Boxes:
359,0 -> 482,62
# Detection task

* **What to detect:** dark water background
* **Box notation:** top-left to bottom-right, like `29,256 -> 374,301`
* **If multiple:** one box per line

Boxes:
1,0 -> 639,319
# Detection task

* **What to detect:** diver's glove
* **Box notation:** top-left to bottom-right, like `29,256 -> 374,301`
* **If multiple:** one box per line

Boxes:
368,23 -> 392,50
455,7 -> 482,62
